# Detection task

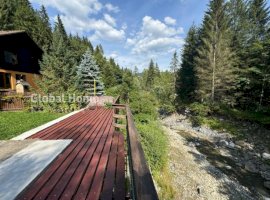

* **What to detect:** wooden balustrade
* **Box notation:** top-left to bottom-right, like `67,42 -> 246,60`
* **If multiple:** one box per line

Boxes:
113,95 -> 159,200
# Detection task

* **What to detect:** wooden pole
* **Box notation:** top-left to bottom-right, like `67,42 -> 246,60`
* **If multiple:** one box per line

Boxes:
94,79 -> 96,96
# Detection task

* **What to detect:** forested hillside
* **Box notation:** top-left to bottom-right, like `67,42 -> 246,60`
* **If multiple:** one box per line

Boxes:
177,0 -> 270,113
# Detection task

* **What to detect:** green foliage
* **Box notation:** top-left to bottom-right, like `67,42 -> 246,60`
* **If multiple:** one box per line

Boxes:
0,111 -> 64,139
145,59 -> 156,90
189,102 -> 212,117
0,0 -> 16,30
105,85 -> 122,97
104,102 -> 113,109
196,0 -> 237,104
136,121 -> 168,172
177,25 -> 198,103
129,90 -> 158,118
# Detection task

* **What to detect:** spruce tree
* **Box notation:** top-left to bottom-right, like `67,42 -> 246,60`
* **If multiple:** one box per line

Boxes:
170,51 -> 180,85
146,59 -> 156,90
240,0 -> 270,108
38,16 -> 76,93
0,0 -> 16,30
177,25 -> 198,103
195,0 -> 237,104
169,51 -> 180,96
248,0 -> 270,41
77,49 -> 104,95
36,5 -> 52,52
14,0 -> 40,44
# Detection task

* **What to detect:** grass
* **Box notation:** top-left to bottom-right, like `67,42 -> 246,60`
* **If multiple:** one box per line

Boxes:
187,102 -> 270,144
0,111 -> 64,140
219,107 -> 270,126
135,115 -> 175,199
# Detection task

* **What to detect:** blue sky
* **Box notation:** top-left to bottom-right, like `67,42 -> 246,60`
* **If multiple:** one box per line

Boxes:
28,0 -> 212,71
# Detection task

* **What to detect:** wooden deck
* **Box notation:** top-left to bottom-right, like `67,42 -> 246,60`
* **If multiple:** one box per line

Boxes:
16,107 -> 125,200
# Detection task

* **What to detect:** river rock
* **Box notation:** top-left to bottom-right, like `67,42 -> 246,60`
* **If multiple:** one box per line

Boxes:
262,153 -> 270,161
219,140 -> 229,147
227,141 -> 236,149
261,171 -> 270,181
264,181 -> 270,189
245,161 -> 259,173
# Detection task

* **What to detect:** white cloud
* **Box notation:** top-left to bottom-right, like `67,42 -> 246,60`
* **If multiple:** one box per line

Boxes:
30,0 -> 125,42
89,19 -> 125,41
103,14 -> 116,27
105,3 -> 120,13
164,16 -> 176,25
127,16 -> 184,55
30,0 -> 102,17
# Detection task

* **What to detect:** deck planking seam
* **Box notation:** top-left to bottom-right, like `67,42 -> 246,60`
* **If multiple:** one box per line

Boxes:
29,109 -> 87,139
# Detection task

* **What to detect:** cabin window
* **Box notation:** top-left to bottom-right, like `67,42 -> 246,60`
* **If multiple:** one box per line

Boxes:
4,51 -> 18,65
0,72 -> 11,89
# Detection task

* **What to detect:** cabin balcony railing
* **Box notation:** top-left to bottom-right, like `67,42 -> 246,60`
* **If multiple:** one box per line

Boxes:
113,96 -> 159,200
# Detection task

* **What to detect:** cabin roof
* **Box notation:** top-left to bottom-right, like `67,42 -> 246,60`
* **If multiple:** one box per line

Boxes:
0,30 -> 42,53
0,30 -> 42,74
0,30 -> 26,36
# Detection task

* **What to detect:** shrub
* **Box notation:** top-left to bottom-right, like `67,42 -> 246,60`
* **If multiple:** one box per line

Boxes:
136,121 -> 168,172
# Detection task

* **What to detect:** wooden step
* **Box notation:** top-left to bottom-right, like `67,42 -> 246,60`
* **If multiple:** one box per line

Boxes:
113,123 -> 126,129
113,106 -> 126,110
113,114 -> 126,119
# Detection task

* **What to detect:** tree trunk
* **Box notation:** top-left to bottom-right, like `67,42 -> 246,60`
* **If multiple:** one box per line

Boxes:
211,22 -> 217,102
259,77 -> 265,110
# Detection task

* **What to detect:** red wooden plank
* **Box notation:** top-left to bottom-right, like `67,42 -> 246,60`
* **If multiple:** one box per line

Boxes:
73,124 -> 114,200
29,109 -> 86,139
47,110 -> 113,200
100,132 -> 119,200
31,109 -> 111,200
86,125 -> 115,200
16,109 -> 108,200
39,109 -> 98,141
114,133 -> 126,200
43,109 -> 99,140
40,109 -> 100,140
58,112 -> 113,200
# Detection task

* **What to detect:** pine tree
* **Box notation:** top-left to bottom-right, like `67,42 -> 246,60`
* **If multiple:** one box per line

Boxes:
240,0 -> 270,108
146,59 -> 156,89
38,16 -> 76,93
0,0 -> 16,30
14,0 -> 40,45
155,63 -> 161,77
55,15 -> 68,43
195,0 -> 237,104
177,25 -> 199,103
36,5 -> 52,51
77,49 -> 104,95
248,0 -> 270,41
69,34 -> 93,64
170,51 -> 179,85
134,66 -> 139,76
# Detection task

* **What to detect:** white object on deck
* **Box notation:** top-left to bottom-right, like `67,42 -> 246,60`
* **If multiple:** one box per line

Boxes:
0,140 -> 72,200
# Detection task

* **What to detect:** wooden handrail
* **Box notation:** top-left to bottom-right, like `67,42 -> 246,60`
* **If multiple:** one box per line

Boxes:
113,95 -> 120,104
126,106 -> 159,200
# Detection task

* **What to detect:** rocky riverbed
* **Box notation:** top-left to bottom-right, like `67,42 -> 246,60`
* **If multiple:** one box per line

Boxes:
162,113 -> 270,199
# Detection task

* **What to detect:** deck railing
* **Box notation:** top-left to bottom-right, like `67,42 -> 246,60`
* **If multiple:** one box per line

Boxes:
113,96 -> 159,200
0,91 -> 32,111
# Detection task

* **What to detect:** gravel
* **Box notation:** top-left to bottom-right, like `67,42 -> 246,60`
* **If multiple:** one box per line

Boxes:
163,126 -> 254,200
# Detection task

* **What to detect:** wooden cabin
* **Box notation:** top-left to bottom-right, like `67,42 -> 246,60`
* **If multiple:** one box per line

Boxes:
0,31 -> 42,93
